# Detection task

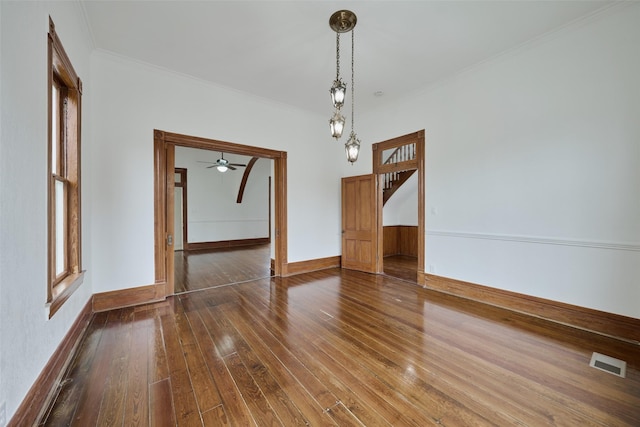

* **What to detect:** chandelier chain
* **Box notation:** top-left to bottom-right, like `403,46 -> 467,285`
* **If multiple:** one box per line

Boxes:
336,32 -> 340,80
351,28 -> 355,132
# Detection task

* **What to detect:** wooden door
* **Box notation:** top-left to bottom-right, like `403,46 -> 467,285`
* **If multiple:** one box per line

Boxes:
341,174 -> 380,273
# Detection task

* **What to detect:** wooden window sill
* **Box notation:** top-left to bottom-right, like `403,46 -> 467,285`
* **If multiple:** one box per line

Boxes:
47,270 -> 85,318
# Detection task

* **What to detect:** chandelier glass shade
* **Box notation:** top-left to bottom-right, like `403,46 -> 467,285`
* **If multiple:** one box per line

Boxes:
329,110 -> 346,139
345,131 -> 360,164
330,78 -> 346,108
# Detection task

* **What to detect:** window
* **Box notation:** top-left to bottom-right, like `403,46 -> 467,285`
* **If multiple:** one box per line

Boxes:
48,17 -> 84,317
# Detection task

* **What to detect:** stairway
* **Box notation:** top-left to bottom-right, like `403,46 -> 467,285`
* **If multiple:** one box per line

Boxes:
382,143 -> 416,205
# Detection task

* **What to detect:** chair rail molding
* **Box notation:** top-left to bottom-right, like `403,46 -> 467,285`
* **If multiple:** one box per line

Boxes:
426,230 -> 640,252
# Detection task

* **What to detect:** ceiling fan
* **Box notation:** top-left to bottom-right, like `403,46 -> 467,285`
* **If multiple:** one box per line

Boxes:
198,153 -> 247,172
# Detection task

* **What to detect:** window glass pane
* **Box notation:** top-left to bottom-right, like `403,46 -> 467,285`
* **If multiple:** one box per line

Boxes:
52,84 -> 60,175
55,179 -> 66,276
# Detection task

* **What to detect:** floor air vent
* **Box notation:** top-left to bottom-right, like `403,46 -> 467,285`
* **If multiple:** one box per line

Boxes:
589,352 -> 626,378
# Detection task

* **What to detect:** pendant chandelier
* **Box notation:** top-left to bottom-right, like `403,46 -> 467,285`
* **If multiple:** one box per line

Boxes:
329,10 -> 360,163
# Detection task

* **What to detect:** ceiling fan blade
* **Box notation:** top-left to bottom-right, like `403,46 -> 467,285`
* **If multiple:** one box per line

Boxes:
228,165 -> 237,170
228,163 -> 247,167
197,160 -> 216,164
206,165 -> 217,168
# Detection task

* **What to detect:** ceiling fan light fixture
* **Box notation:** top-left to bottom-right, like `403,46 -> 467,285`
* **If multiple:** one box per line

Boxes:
216,164 -> 228,173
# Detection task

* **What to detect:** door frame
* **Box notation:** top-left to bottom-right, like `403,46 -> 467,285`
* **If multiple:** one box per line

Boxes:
153,130 -> 288,296
372,130 -> 425,279
174,167 -> 187,250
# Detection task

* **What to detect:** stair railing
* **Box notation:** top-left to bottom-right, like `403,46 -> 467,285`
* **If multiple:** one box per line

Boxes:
382,142 -> 416,191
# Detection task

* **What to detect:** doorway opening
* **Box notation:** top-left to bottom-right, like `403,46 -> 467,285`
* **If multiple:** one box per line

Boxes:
373,130 -> 425,283
172,147 -> 272,293
154,130 -> 287,297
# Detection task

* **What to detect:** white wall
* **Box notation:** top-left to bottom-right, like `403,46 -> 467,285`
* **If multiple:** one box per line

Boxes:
175,147 -> 270,242
383,173 -> 418,226
359,4 -> 640,318
90,50 -> 343,293
0,1 -> 94,421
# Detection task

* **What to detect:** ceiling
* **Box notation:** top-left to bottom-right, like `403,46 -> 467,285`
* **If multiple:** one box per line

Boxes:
81,1 -> 611,117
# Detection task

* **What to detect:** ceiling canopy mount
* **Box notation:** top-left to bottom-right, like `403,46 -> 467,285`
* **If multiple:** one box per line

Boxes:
329,10 -> 357,33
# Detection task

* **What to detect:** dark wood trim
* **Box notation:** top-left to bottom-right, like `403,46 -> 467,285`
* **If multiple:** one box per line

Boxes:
47,17 -> 84,317
8,299 -> 93,427
166,145 -> 176,293
372,131 -> 421,175
174,168 -> 188,249
373,130 -> 425,277
417,130 -> 425,277
274,153 -> 287,276
268,176 -> 272,241
185,238 -> 270,251
236,157 -> 259,203
92,284 -> 166,313
154,130 -> 288,294
153,131 -> 168,288
283,256 -> 341,276
161,132 -> 284,159
424,274 -> 640,344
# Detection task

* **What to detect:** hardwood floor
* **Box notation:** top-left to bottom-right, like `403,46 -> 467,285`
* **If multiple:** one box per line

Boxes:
174,244 -> 272,293
383,254 -> 418,283
41,268 -> 639,426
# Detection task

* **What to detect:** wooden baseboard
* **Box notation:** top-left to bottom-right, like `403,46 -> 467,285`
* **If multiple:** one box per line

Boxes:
92,283 -> 166,312
185,237 -> 269,251
8,299 -> 93,427
283,256 -> 341,276
423,274 -> 640,344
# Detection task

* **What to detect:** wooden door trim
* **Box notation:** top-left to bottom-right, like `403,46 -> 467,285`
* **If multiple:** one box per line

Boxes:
154,130 -> 287,296
372,130 -> 425,278
174,168 -> 188,249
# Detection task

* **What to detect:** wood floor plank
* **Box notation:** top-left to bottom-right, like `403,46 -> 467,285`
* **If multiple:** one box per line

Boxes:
124,321 -> 150,426
324,402 -> 366,427
159,308 -> 203,426
149,379 -> 176,427
148,309 -> 170,384
96,308 -> 134,426
201,405 -> 230,425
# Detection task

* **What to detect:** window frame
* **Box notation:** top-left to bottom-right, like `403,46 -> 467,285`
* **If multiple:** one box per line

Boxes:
47,17 -> 84,317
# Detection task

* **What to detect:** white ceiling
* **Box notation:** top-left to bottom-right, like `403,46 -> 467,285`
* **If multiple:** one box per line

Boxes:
81,0 -> 611,117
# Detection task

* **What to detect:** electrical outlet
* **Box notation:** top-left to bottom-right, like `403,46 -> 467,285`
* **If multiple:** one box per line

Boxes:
0,401 -> 6,426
